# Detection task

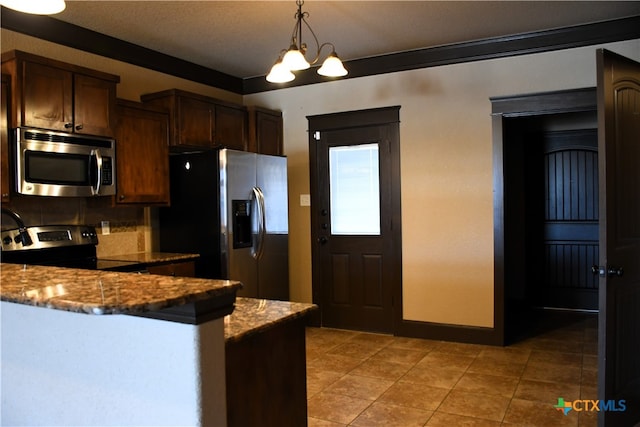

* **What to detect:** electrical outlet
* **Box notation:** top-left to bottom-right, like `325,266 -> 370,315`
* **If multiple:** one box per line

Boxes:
300,194 -> 311,206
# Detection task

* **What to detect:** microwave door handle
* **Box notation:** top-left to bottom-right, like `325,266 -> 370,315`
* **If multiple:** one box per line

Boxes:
90,149 -> 103,195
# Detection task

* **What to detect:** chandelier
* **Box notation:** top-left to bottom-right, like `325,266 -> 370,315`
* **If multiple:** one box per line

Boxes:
0,0 -> 66,14
266,0 -> 348,83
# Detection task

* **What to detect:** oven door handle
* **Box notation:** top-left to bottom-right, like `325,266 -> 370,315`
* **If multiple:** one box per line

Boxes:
90,149 -> 103,195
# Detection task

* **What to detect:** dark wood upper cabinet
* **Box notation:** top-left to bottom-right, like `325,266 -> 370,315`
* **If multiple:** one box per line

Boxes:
114,99 -> 170,205
215,104 -> 246,151
1,50 -> 119,137
22,61 -> 73,132
141,89 -> 246,151
247,106 -> 284,156
177,95 -> 215,147
73,73 -> 117,137
1,74 -> 11,202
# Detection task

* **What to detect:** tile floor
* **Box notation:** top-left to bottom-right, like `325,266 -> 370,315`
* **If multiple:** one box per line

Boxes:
305,311 -> 598,426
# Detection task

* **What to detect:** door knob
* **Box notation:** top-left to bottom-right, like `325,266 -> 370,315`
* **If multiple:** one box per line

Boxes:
317,236 -> 328,244
593,265 -> 624,277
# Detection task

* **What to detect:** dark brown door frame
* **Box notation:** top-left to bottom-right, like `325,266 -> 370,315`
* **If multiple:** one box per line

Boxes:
491,87 -> 597,345
307,106 -> 402,333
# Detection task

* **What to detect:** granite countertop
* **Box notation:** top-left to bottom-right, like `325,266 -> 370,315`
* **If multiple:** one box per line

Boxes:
98,252 -> 200,266
0,263 -> 240,315
224,297 -> 317,343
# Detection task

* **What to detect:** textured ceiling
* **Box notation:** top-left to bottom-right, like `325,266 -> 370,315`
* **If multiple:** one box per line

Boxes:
53,1 -> 640,79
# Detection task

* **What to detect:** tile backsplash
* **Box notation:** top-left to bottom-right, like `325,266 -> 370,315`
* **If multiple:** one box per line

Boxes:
1,197 -> 147,257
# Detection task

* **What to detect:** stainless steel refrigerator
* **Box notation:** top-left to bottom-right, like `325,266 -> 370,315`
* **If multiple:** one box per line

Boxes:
159,149 -> 289,300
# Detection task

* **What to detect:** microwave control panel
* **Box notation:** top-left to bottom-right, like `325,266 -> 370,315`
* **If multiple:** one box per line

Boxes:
102,157 -> 114,185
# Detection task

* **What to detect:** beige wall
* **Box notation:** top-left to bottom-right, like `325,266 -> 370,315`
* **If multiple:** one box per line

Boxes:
245,39 -> 640,328
2,28 -> 638,327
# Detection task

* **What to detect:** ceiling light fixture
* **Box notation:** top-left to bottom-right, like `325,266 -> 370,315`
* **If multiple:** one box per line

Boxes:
267,0 -> 348,83
0,0 -> 66,15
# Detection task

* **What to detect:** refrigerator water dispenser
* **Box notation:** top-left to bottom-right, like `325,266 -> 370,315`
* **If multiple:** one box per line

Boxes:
232,200 -> 252,248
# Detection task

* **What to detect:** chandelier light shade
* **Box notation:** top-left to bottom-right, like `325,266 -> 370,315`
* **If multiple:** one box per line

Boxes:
266,0 -> 348,83
318,51 -> 348,77
0,0 -> 66,14
282,48 -> 310,71
266,57 -> 295,83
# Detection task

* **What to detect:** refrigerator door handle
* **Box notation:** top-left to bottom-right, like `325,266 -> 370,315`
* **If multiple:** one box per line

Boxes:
252,186 -> 266,260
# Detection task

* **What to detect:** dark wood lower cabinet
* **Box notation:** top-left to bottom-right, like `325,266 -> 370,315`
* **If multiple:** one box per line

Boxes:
146,260 -> 195,277
225,317 -> 308,427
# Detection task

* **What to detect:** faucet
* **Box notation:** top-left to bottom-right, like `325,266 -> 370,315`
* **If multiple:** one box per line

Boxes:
1,207 -> 33,246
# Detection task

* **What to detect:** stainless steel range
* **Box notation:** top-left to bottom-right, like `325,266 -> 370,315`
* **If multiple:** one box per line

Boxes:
1,208 -> 145,271
1,224 -> 100,269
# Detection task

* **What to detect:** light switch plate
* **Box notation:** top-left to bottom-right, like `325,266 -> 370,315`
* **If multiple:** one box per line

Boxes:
101,221 -> 110,235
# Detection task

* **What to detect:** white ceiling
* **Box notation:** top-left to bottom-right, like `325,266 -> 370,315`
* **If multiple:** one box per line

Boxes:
54,1 -> 640,79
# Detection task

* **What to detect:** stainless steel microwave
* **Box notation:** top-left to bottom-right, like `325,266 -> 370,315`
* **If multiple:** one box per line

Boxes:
14,127 -> 116,197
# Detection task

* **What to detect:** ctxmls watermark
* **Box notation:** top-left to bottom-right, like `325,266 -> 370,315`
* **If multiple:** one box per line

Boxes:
554,397 -> 627,415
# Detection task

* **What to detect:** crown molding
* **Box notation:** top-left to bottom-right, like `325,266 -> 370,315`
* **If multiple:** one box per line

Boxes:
2,7 -> 638,95
245,15 -> 640,93
0,6 -> 243,94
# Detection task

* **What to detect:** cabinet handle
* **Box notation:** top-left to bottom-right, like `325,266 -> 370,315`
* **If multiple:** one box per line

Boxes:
119,195 -> 125,200
64,122 -> 73,129
75,124 -> 84,131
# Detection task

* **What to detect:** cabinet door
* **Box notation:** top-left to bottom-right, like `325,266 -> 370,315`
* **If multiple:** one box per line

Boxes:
147,261 -> 195,277
115,101 -> 170,205
255,110 -> 283,156
177,96 -> 215,147
1,75 -> 10,202
22,61 -> 73,132
215,104 -> 246,151
74,74 -> 116,137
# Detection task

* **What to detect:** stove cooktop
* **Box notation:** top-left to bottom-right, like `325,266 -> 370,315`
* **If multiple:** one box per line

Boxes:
1,225 -> 149,272
1,225 -> 98,252
1,225 -> 99,269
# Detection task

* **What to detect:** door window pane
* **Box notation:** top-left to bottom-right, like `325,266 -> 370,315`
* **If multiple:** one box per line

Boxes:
329,143 -> 380,235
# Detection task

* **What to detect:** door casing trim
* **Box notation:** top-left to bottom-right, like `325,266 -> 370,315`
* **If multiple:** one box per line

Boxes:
307,106 -> 402,333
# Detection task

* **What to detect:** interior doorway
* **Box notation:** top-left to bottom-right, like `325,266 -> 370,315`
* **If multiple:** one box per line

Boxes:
491,88 -> 599,344
506,115 -> 599,314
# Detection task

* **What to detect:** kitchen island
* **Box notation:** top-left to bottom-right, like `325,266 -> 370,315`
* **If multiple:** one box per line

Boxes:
225,298 -> 317,427
1,263 -> 317,427
0,262 -> 239,426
